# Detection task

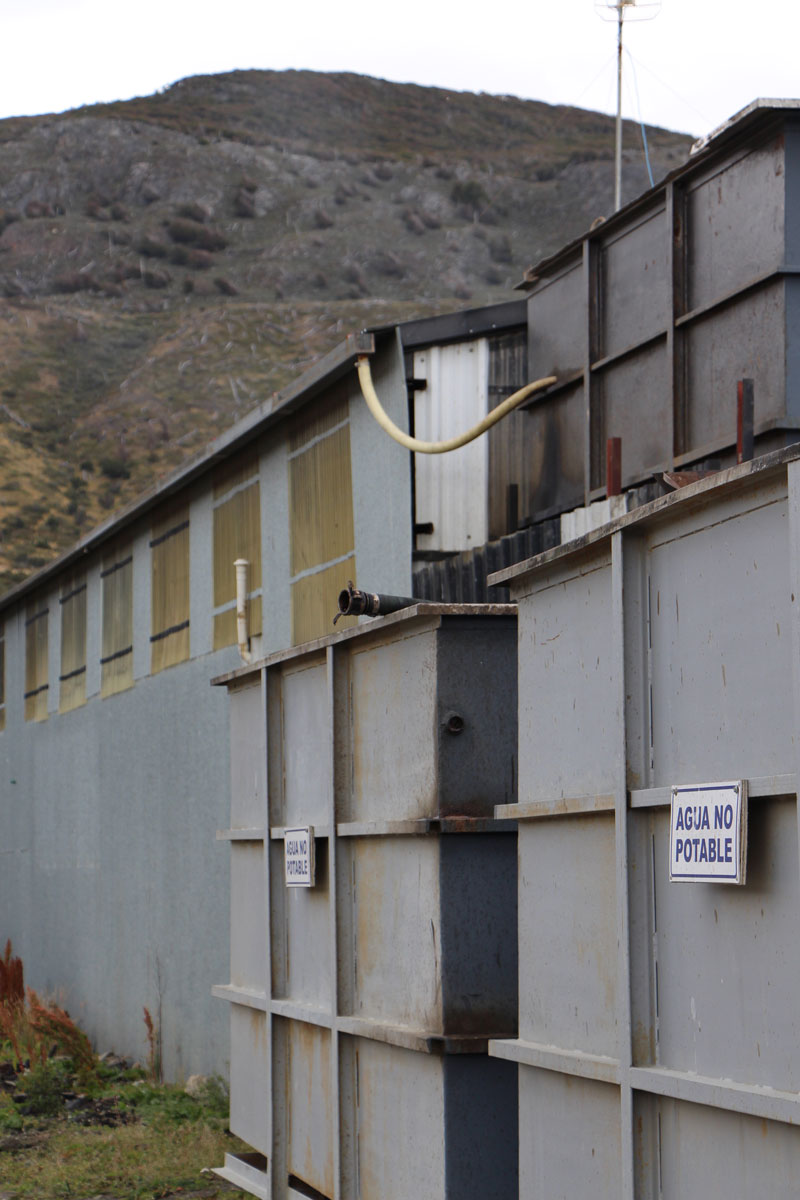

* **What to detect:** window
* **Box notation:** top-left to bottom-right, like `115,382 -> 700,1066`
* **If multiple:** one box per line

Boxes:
288,387 -> 357,645
101,545 -> 133,698
0,622 -> 5,732
24,598 -> 49,722
59,576 -> 87,713
212,458 -> 262,650
150,504 -> 190,673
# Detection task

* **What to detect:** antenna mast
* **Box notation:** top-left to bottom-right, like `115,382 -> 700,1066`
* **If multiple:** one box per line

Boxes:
596,0 -> 661,212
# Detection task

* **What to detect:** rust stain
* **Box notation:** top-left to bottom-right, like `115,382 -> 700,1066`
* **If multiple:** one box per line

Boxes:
632,1020 -> 656,1065
247,1007 -> 268,1053
627,764 -> 642,790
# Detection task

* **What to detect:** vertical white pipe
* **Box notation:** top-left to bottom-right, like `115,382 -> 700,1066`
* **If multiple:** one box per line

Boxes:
234,558 -> 252,662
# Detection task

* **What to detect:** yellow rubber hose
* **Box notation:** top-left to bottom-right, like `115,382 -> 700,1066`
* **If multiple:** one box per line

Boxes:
357,355 -> 556,455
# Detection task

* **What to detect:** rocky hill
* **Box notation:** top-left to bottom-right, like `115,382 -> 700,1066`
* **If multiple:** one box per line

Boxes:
0,70 -> 693,590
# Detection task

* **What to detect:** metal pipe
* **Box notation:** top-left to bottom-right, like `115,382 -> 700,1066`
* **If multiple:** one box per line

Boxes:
234,558 -> 252,662
334,580 -> 418,623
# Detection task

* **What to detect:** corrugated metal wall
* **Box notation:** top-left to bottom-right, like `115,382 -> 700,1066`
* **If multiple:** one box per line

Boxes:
58,575 -> 87,713
150,504 -> 191,673
100,542 -> 133,697
487,330 -> 530,539
412,481 -> 665,603
288,385 -> 357,645
413,341 -> 490,553
212,457 -> 262,650
24,596 -> 48,722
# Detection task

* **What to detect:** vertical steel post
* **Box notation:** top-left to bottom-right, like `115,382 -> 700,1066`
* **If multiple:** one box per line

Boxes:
612,530 -> 636,1199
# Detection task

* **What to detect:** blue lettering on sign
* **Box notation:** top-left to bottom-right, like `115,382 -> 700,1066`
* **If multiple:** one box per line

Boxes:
676,805 -> 712,831
674,836 -> 734,865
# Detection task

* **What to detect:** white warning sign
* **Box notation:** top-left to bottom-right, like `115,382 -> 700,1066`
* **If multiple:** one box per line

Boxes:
284,826 -> 315,888
669,781 -> 747,885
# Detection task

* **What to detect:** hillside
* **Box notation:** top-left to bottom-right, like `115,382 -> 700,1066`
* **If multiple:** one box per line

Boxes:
0,70 -> 693,590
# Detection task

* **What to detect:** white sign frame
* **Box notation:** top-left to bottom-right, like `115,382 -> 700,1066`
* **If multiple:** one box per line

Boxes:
669,781 -> 747,885
284,826 -> 315,888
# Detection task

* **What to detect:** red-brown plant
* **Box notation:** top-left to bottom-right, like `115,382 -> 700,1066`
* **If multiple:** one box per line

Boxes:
143,1005 -> 162,1083
0,940 -> 95,1073
0,938 -> 24,1009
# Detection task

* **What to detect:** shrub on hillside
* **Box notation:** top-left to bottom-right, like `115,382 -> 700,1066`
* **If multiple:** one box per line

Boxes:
25,200 -> 55,219
234,189 -> 255,218
0,209 -> 21,235
489,233 -> 513,265
176,202 -> 210,223
54,272 -> 100,294
99,457 -> 130,480
136,235 -> 169,259
214,276 -> 238,296
143,268 -> 170,289
166,218 -> 226,251
170,244 -> 213,269
187,248 -> 213,270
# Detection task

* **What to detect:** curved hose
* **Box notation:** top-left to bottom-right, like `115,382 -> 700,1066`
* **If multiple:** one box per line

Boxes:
357,355 -> 556,455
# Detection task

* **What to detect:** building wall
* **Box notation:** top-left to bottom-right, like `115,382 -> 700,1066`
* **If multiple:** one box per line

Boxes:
0,334 -> 412,1078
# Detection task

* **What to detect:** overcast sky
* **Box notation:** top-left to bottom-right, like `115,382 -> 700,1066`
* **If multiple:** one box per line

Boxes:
0,0 -> 797,138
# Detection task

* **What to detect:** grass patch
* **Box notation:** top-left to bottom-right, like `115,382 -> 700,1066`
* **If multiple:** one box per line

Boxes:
0,942 -> 248,1199
1,1118 -> 248,1199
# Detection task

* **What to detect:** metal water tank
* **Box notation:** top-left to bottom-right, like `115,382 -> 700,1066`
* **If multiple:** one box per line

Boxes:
212,603 -> 519,1200
489,444 -> 800,1198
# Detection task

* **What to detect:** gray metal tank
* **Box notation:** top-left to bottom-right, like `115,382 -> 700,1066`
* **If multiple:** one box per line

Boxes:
521,101 -> 800,514
490,443 -> 800,1198
212,604 -> 519,1200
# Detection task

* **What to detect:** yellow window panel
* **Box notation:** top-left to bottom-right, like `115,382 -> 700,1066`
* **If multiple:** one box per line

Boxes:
212,477 -> 262,649
151,506 -> 190,674
212,454 -> 259,501
289,425 -> 355,578
24,600 -> 49,723
101,547 -> 134,698
59,578 -> 87,714
291,557 -> 357,646
213,595 -> 263,652
288,388 -> 348,454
